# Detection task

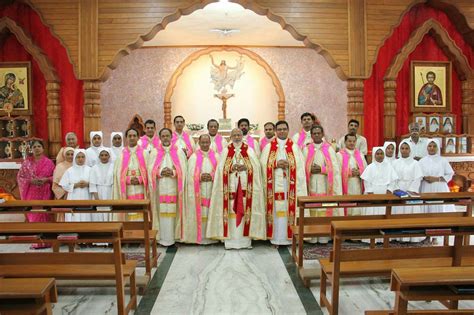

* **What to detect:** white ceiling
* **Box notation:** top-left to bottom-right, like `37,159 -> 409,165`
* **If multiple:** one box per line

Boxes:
142,2 -> 304,47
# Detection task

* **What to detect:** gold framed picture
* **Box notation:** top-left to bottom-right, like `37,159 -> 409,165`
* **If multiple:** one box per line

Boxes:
411,61 -> 451,113
0,62 -> 32,114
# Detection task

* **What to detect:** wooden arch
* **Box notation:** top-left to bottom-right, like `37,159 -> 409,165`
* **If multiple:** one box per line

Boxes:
383,18 -> 473,139
162,46 -> 285,128
100,0 -> 346,81
0,17 -> 62,156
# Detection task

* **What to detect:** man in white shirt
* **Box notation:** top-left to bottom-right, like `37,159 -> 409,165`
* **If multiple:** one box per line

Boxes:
407,122 -> 428,161
337,119 -> 368,156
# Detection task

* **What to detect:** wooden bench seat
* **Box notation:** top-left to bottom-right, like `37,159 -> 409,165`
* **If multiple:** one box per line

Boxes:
291,224 -> 331,237
123,230 -> 158,269
0,303 -> 49,315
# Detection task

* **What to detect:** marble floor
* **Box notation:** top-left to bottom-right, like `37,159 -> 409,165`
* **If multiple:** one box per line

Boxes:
2,242 -> 474,315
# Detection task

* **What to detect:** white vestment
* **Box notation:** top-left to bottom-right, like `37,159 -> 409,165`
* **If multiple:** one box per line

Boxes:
207,143 -> 266,249
59,149 -> 92,222
292,129 -> 312,149
243,134 -> 260,156
260,138 -> 307,245
148,145 -> 187,246
183,149 -> 218,244
338,134 -> 368,156
172,131 -> 195,158
337,149 -> 367,215
209,135 -> 228,155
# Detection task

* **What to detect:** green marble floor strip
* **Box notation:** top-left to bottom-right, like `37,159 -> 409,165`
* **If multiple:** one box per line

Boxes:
135,246 -> 177,315
278,247 -> 323,315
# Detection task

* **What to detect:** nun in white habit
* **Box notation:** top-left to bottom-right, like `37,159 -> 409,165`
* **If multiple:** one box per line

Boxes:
361,147 -> 398,215
419,138 -> 455,213
85,131 -> 105,167
383,141 -> 397,164
392,140 -> 424,242
110,132 -> 124,162
90,147 -> 114,221
59,149 -> 92,222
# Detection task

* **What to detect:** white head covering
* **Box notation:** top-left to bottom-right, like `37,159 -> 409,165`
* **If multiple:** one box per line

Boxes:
383,141 -> 396,162
89,131 -> 103,148
110,132 -> 123,148
426,138 -> 441,157
65,132 -> 77,143
91,147 -> 114,186
361,147 -> 397,186
73,149 -> 87,168
397,139 -> 413,159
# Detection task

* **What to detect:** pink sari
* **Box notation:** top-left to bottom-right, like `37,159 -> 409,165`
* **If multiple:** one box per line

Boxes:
17,155 -> 55,222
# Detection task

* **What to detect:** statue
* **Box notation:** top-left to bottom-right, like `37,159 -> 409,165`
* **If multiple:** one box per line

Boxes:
210,54 -> 244,119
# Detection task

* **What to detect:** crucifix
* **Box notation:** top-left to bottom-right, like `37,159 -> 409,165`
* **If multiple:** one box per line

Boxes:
214,91 -> 234,119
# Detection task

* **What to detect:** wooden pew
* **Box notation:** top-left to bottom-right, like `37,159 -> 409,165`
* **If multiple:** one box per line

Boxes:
0,278 -> 57,315
293,192 -> 474,284
0,222 -> 137,315
320,217 -> 474,315
0,199 -> 157,281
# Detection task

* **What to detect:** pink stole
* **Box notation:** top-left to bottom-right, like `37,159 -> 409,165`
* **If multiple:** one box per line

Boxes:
172,131 -> 193,157
340,148 -> 365,215
213,134 -> 224,154
193,149 -> 218,242
140,135 -> 160,150
297,129 -> 309,149
120,145 -> 148,199
151,144 -> 185,238
260,137 -> 272,151
305,142 -> 336,216
245,135 -> 255,150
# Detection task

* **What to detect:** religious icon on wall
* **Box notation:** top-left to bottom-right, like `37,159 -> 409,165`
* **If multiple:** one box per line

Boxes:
0,62 -> 31,113
411,61 -> 451,113
428,116 -> 440,133
414,116 -> 427,133
442,116 -> 454,134
445,137 -> 456,154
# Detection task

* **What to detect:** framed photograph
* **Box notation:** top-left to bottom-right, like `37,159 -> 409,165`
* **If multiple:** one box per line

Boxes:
442,116 -> 455,134
458,136 -> 468,154
444,137 -> 456,154
0,62 -> 32,114
413,115 -> 427,133
428,116 -> 440,133
411,61 -> 451,113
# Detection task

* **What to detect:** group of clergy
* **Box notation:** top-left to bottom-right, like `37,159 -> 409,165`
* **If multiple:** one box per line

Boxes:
53,113 -> 455,248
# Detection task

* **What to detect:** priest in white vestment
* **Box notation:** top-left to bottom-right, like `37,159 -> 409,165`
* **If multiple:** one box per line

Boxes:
292,112 -> 317,150
207,119 -> 228,155
183,135 -> 218,244
337,119 -> 368,156
113,128 -> 149,221
259,122 -> 275,152
138,119 -> 161,153
337,134 -> 367,215
60,149 -> 92,222
171,115 -> 195,158
110,132 -> 123,162
207,128 -> 266,249
149,128 -> 187,246
303,125 -> 342,243
238,118 -> 260,156
85,131 -> 106,167
261,121 -> 307,246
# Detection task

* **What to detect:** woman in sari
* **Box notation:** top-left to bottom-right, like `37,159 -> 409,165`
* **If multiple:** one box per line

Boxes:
52,147 -> 75,199
17,140 -> 55,218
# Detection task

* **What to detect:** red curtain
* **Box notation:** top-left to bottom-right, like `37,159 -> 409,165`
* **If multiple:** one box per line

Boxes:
364,4 -> 474,150
0,2 -> 84,146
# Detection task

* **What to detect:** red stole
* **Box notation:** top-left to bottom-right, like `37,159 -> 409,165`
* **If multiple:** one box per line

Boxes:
265,138 -> 297,239
222,143 -> 253,237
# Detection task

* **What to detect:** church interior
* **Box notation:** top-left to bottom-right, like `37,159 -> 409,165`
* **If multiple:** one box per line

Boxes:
0,0 -> 474,314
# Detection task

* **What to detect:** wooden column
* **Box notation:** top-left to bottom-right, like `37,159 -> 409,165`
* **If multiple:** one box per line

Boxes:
46,81 -> 61,157
78,0 -> 98,79
383,79 -> 397,140
347,79 -> 365,133
462,79 -> 474,134
83,80 -> 101,146
164,101 -> 172,128
278,101 -> 285,120
348,0 -> 367,77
